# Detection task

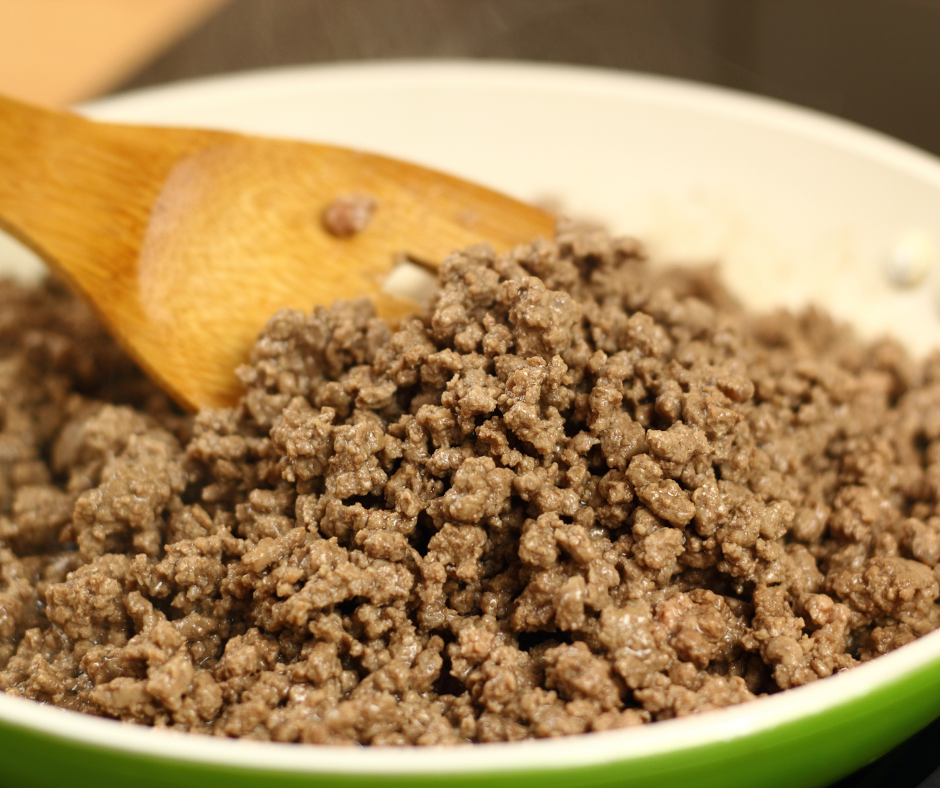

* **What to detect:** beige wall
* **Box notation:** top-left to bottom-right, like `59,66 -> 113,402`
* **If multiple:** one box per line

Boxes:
0,0 -> 225,105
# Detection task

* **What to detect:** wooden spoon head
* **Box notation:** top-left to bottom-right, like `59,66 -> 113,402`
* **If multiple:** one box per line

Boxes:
137,138 -> 554,410
0,102 -> 554,411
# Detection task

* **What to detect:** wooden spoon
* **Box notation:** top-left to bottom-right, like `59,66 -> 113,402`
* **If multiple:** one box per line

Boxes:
0,95 -> 555,411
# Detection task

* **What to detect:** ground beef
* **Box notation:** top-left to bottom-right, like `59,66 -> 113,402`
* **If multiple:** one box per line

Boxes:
321,193 -> 378,238
2,224 -> 940,744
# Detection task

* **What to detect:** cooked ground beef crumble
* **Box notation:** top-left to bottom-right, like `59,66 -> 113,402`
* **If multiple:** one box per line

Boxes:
2,224 -> 940,745
321,193 -> 378,238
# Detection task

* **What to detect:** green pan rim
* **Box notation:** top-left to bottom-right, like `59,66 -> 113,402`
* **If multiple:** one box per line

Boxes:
1,620 -> 939,775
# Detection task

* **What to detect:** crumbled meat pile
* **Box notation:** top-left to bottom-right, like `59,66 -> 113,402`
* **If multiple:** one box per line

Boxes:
3,225 -> 940,745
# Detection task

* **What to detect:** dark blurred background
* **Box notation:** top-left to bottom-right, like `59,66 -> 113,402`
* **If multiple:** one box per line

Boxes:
121,0 -> 940,158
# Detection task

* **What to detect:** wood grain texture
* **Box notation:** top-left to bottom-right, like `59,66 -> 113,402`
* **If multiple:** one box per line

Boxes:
0,95 -> 554,411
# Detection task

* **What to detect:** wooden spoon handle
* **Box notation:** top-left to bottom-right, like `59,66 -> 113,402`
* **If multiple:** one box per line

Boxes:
0,97 -> 99,266
0,95 -> 194,301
